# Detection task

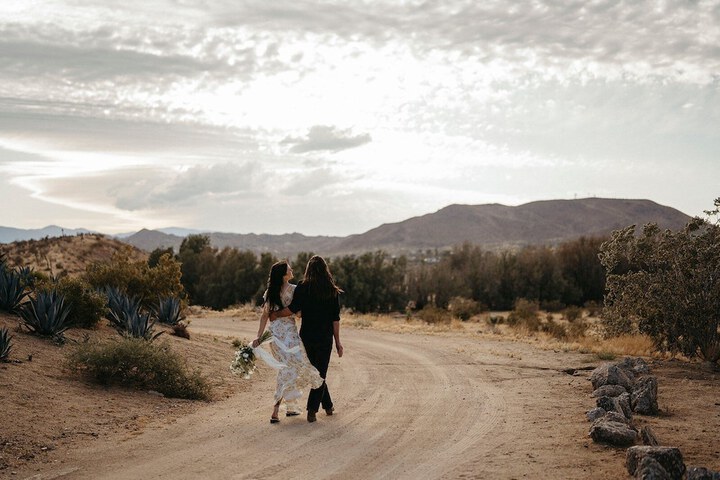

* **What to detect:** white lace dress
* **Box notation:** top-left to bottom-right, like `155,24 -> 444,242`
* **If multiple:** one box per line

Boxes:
264,284 -> 323,411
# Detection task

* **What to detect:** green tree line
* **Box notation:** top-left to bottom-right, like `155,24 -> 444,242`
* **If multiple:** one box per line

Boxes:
167,234 -> 607,313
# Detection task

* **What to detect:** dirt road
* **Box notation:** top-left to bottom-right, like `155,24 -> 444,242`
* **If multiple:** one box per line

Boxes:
20,317 -> 629,479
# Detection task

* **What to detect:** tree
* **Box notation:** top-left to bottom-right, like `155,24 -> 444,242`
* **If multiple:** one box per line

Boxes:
599,199 -> 720,364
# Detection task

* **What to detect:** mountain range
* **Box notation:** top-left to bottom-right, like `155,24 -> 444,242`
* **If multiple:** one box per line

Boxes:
2,198 -> 692,258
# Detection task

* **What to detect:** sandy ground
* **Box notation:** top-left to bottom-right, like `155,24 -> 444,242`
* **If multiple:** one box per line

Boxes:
4,314 -> 720,480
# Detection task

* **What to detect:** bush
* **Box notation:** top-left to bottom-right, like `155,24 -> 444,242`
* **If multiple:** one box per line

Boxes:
541,319 -> 567,340
540,300 -> 566,313
600,200 -> 720,364
417,305 -> 452,324
507,298 -> 541,331
0,327 -> 12,361
66,338 -> 211,399
448,296 -> 484,320
171,323 -> 190,339
562,306 -> 583,323
85,246 -> 185,310
47,277 -> 107,328
19,290 -> 71,339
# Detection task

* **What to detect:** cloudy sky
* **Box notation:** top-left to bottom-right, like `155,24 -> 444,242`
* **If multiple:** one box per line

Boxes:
1,1 -> 718,236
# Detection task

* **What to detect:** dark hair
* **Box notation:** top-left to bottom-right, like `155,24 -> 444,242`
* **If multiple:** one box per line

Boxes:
302,255 -> 342,299
265,261 -> 289,311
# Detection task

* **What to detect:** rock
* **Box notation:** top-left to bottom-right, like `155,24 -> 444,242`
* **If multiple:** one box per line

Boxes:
586,407 -> 606,422
619,357 -> 651,376
590,417 -> 638,446
687,466 -> 720,480
636,456 -> 672,479
632,376 -> 659,415
591,363 -> 635,390
641,425 -> 660,447
597,393 -> 632,420
604,411 -> 631,424
592,384 -> 628,398
626,446 -> 685,480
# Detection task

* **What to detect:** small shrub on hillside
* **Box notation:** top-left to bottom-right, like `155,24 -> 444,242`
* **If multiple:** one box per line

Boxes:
0,327 -> 13,361
562,306 -> 583,323
584,300 -> 601,317
19,289 -> 71,340
66,338 -> 211,400
171,323 -> 190,339
417,305 -> 452,324
566,319 -> 588,340
596,351 -> 617,361
448,296 -> 484,321
507,298 -> 541,331
38,277 -> 107,328
487,315 -> 505,325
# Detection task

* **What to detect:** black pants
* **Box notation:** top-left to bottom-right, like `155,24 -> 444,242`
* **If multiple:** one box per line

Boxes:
303,341 -> 333,412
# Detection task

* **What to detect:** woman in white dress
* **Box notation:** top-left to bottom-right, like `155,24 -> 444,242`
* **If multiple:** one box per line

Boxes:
252,261 -> 324,424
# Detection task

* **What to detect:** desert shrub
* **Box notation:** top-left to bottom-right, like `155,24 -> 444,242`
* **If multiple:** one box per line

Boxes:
507,298 -> 541,331
541,319 -> 567,340
562,306 -> 583,323
566,319 -> 588,340
66,338 -> 211,399
85,246 -> 185,310
0,327 -> 12,361
417,305 -> 452,324
448,296 -> 484,320
600,200 -> 720,364
584,300 -> 601,317
42,277 -> 107,328
152,297 -> 185,325
19,290 -> 71,339
487,315 -> 505,325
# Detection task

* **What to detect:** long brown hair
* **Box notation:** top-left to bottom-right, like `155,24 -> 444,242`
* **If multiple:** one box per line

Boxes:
265,261 -> 289,310
302,255 -> 342,299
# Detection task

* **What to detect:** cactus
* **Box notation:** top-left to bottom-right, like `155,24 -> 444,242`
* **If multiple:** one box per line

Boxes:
109,307 -> 163,341
0,327 -> 12,361
152,296 -> 185,325
19,289 -> 71,338
0,268 -> 28,313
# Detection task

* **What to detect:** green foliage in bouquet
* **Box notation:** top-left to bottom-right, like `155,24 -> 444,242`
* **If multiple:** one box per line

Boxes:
231,330 -> 272,379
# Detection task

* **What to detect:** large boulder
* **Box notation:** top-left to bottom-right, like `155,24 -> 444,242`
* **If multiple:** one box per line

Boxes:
635,456 -> 672,479
597,392 -> 632,420
586,407 -> 606,422
632,376 -> 659,415
687,466 -> 720,480
590,417 -> 638,446
592,384 -> 628,398
591,363 -> 635,390
619,357 -> 651,376
626,446 -> 685,480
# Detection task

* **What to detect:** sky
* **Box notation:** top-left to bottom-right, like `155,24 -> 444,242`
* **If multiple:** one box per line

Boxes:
1,0 -> 719,236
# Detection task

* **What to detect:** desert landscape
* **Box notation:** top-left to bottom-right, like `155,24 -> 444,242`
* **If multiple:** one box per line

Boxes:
2,306 -> 719,479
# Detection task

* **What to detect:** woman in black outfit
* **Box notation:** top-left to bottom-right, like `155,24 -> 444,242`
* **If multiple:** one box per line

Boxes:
270,255 -> 343,423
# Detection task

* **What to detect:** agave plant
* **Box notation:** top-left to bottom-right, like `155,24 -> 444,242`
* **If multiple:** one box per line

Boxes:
19,289 -> 71,338
104,287 -> 142,329
109,307 -> 163,341
0,327 -> 12,361
152,296 -> 185,325
16,266 -> 36,290
0,268 -> 28,313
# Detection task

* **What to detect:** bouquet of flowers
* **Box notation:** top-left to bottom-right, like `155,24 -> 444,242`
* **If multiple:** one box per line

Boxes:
231,330 -> 272,379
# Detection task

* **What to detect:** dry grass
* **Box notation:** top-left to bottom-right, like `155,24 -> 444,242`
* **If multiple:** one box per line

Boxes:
344,311 -> 660,359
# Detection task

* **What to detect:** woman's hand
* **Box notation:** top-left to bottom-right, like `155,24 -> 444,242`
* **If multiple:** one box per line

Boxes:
336,342 -> 344,358
251,338 -> 260,348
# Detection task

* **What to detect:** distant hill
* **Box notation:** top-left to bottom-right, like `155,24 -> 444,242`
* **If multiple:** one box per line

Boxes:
331,198 -> 692,254
0,234 -> 147,277
0,225 -> 93,243
122,229 -> 343,259
1,198 -> 694,258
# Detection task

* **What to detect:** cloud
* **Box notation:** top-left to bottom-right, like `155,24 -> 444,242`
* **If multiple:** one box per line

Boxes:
281,126 -> 371,153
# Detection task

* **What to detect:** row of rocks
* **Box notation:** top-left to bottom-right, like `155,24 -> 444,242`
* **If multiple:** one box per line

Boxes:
584,357 -> 720,479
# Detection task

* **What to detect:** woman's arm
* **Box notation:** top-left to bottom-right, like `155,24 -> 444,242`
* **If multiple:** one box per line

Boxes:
251,303 -> 270,348
333,321 -> 343,357
269,306 -> 292,321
